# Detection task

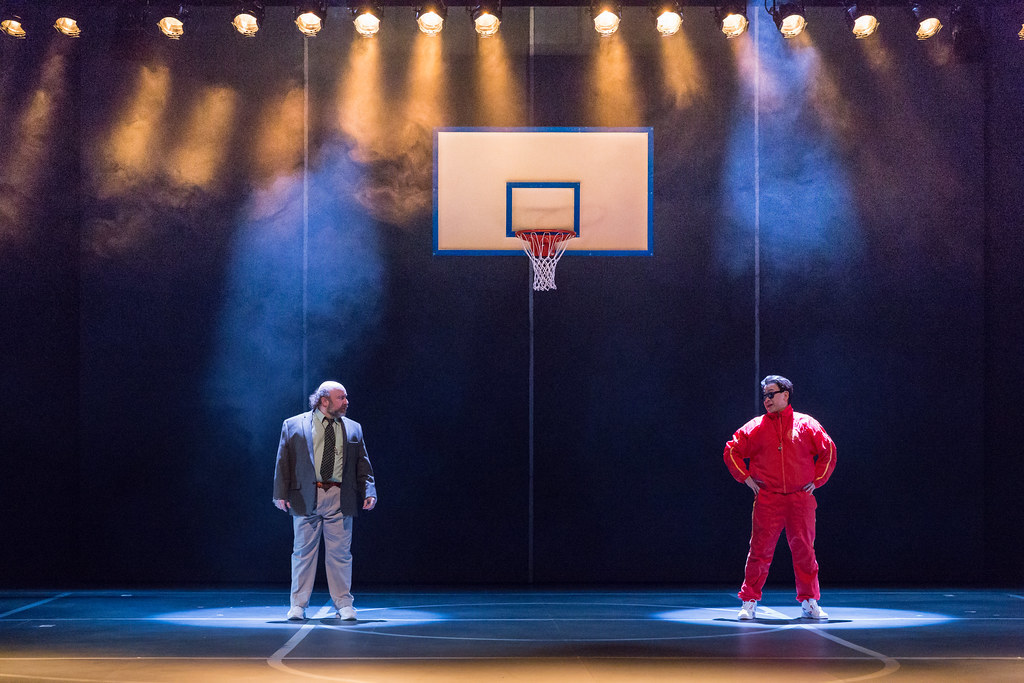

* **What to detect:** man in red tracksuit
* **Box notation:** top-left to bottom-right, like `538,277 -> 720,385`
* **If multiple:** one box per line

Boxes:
723,375 -> 837,621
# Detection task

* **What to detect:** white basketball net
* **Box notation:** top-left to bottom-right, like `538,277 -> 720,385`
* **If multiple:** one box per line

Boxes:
516,230 -> 575,291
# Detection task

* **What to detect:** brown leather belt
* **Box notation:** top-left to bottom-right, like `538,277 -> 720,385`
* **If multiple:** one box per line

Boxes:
316,481 -> 342,490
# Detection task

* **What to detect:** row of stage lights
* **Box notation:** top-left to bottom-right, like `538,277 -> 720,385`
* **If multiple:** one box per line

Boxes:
1,2 -> 1022,42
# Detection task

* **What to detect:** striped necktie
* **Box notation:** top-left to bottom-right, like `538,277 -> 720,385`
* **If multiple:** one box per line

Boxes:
320,417 -> 336,482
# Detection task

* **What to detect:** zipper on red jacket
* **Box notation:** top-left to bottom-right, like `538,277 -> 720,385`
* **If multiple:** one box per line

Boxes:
776,416 -> 787,492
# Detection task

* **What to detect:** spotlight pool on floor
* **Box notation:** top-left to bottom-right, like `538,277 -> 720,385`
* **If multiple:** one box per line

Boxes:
656,605 -> 956,630
155,605 -> 443,629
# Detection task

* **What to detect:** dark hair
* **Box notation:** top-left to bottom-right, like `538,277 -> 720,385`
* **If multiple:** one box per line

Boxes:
761,375 -> 793,398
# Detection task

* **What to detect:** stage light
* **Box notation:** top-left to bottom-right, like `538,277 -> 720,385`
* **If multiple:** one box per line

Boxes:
295,1 -> 327,37
471,2 -> 501,37
1,5 -> 26,38
769,1 -> 807,38
652,2 -> 683,37
0,17 -> 24,38
351,3 -> 381,36
591,2 -> 621,37
157,4 -> 187,40
53,4 -> 81,37
845,3 -> 878,39
232,0 -> 263,36
416,2 -> 446,35
909,3 -> 942,40
54,17 -> 80,37
714,3 -> 748,38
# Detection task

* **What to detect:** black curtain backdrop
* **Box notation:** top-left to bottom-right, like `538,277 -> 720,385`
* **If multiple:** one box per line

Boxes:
1,5 -> 1021,588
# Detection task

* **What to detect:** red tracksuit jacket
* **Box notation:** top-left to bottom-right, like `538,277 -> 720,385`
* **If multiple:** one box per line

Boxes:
723,405 -> 837,494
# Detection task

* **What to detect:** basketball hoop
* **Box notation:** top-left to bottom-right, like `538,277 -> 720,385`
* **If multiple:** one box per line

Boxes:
514,229 -> 576,291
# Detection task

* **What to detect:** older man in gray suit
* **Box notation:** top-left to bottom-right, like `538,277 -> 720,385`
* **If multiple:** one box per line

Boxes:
273,381 -> 377,621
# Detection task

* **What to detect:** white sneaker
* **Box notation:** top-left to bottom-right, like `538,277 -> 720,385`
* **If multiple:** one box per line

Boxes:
737,600 -> 757,620
286,606 -> 306,621
337,605 -> 357,621
801,599 -> 829,620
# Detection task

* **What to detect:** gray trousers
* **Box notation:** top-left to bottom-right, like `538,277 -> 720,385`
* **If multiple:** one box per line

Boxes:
290,485 -> 354,609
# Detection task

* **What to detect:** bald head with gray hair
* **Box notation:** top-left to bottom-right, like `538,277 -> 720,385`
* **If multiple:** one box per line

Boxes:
309,381 -> 345,411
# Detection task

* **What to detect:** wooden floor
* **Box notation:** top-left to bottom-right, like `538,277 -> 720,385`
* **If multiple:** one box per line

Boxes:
1,588 -> 1022,681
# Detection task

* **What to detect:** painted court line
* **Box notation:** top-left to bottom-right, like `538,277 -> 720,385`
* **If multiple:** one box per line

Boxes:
326,623 -> 794,643
0,673 -> 153,683
0,592 -> 71,619
267,602 -> 370,681
0,675 -> 149,683
754,605 -> 900,681
3,655 -> 1022,663
806,627 -> 901,681
17,616 -> 987,622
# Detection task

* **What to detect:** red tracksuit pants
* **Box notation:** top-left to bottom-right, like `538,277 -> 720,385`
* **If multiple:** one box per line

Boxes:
738,490 -> 820,603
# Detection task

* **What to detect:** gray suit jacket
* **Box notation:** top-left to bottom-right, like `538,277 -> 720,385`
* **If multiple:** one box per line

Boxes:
273,411 -> 377,517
